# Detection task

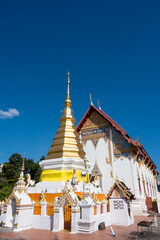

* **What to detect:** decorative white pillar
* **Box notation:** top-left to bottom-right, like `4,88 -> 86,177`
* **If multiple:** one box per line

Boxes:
80,203 -> 95,221
78,202 -> 96,233
32,202 -> 35,215
41,202 -> 47,216
96,201 -> 101,215
71,206 -> 80,234
52,206 -> 64,232
102,200 -> 107,214
157,193 -> 160,213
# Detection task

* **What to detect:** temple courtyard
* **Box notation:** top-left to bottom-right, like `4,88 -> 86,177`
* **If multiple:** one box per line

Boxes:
0,215 -> 160,240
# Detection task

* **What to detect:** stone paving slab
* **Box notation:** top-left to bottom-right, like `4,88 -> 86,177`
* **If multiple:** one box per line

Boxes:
0,239 -> 24,240
0,227 -> 12,233
0,216 -> 159,240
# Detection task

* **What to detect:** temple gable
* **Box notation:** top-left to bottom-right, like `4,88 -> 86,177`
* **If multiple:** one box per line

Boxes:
80,110 -> 110,148
79,108 -> 134,159
81,109 -> 110,130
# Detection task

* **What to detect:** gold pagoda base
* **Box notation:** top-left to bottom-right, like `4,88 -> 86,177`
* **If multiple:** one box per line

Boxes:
39,169 -> 83,182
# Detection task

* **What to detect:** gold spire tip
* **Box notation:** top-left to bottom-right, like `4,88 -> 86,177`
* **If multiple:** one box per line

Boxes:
65,71 -> 71,107
67,71 -> 70,84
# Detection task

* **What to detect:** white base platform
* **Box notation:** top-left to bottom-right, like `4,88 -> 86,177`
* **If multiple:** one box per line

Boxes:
132,197 -> 148,216
27,181 -> 102,194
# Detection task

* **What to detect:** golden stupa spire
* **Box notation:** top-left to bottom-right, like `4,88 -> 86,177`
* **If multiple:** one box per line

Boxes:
65,71 -> 71,108
21,153 -> 25,172
47,72 -> 86,160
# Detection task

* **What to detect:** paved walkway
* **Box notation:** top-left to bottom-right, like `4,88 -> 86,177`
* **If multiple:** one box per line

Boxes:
0,216 -> 159,240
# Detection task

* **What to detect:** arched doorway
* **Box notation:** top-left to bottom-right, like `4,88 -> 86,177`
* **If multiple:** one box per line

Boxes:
64,202 -> 71,231
10,198 -> 16,229
52,182 -> 79,233
5,197 -> 17,229
11,198 -> 16,216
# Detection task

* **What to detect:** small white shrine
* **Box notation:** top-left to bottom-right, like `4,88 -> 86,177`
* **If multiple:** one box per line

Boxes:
1,159 -> 33,231
106,179 -> 134,226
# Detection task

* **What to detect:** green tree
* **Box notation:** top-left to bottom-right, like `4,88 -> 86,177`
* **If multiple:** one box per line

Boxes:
0,153 -> 44,201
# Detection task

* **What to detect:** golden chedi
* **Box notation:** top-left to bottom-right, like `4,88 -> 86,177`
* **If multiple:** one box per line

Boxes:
39,72 -> 86,183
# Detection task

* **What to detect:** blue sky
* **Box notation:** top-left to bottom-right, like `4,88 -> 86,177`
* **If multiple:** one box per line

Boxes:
0,1 -> 160,173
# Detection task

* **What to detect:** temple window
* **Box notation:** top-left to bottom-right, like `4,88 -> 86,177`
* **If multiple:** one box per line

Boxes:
80,207 -> 82,219
127,201 -> 131,217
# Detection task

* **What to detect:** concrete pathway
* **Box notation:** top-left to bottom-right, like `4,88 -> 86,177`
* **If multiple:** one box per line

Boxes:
0,216 -> 159,240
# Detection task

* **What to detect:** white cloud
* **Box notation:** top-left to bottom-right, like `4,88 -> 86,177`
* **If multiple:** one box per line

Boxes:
0,108 -> 20,119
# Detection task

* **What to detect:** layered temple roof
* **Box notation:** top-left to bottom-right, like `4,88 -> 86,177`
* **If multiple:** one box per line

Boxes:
76,104 -> 158,174
106,180 -> 134,200
47,73 -> 86,160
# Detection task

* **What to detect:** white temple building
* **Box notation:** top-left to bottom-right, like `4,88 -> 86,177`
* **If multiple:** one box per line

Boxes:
76,101 -> 160,216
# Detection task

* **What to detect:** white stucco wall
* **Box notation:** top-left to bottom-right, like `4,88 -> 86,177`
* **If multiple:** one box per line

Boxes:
83,138 -> 114,194
114,157 -> 134,194
32,215 -> 53,230
82,131 -> 158,202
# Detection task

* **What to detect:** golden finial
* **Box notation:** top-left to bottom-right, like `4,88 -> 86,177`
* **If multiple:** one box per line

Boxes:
21,153 -> 25,172
67,71 -> 70,82
136,136 -> 139,143
98,99 -> 101,110
85,171 -> 90,183
65,71 -> 71,108
90,93 -> 93,106
95,156 -> 98,164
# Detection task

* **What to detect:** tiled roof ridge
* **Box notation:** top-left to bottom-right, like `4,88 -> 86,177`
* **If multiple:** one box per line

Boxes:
76,105 -> 157,170
106,180 -> 134,200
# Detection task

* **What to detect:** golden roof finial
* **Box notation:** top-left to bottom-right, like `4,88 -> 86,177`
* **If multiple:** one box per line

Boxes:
98,99 -> 101,110
90,93 -> 93,106
136,136 -> 139,143
21,153 -> 25,172
95,156 -> 98,164
65,71 -> 71,108
85,171 -> 90,183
